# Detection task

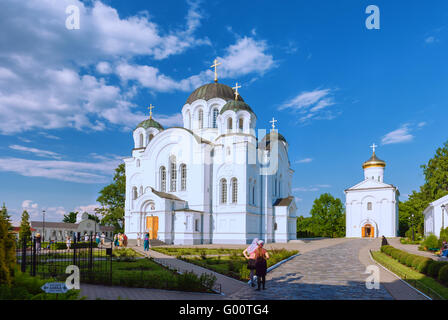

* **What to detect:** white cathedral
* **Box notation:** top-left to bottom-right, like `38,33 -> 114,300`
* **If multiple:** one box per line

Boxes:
123,72 -> 297,244
345,145 -> 399,238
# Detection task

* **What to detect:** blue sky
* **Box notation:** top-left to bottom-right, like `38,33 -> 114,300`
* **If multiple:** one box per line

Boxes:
0,0 -> 447,223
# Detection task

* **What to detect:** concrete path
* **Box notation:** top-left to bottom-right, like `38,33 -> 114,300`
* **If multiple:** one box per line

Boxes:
387,238 -> 444,261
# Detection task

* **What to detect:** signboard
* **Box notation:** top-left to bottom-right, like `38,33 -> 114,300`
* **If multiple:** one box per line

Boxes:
41,282 -> 69,294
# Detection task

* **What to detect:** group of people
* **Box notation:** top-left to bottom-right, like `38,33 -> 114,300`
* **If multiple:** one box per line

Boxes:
243,238 -> 269,291
113,233 -> 128,247
136,232 -> 151,251
438,240 -> 448,258
65,232 -> 107,251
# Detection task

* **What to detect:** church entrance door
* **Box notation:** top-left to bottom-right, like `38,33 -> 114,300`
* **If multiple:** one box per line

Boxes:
146,216 -> 159,240
362,224 -> 374,238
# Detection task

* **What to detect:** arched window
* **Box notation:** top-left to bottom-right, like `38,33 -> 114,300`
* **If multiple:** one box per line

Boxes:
227,118 -> 233,132
212,108 -> 219,128
139,134 -> 144,148
231,178 -> 238,203
238,118 -> 244,131
136,159 -> 140,167
139,186 -> 143,195
170,156 -> 177,192
198,109 -> 204,129
220,178 -> 227,204
148,134 -> 154,143
186,111 -> 191,129
252,185 -> 255,205
160,166 -> 166,192
132,187 -> 138,200
180,164 -> 187,191
367,202 -> 372,211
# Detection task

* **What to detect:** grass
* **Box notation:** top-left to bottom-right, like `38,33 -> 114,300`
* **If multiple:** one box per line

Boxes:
371,250 -> 448,300
155,247 -> 298,281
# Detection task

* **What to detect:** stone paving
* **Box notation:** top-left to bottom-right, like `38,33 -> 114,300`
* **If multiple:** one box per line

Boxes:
228,239 -> 393,300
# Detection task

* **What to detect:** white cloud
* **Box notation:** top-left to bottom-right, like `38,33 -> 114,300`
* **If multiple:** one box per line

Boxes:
425,36 -> 438,44
9,145 -> 62,159
295,158 -> 313,164
96,62 -> 112,74
293,184 -> 331,192
279,89 -> 336,123
381,124 -> 414,145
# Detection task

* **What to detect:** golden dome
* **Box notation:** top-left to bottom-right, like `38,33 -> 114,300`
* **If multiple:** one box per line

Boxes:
363,152 -> 386,169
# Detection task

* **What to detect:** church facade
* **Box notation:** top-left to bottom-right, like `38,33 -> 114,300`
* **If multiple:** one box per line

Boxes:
345,147 -> 399,238
123,81 -> 297,245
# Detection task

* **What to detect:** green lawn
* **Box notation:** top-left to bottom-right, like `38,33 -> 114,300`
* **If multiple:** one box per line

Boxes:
153,247 -> 299,281
371,250 -> 448,300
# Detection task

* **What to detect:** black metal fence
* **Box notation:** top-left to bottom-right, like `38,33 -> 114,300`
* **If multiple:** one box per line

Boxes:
16,235 -> 113,285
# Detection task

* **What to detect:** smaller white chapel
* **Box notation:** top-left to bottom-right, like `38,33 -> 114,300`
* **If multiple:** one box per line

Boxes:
345,145 -> 399,238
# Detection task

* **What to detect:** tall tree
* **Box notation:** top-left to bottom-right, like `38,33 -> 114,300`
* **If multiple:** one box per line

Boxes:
96,163 -> 125,232
0,203 -> 16,285
19,210 -> 31,243
399,140 -> 448,236
309,193 -> 346,238
63,211 -> 78,223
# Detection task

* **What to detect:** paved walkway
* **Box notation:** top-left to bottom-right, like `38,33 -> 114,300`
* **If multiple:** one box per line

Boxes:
388,238 -> 444,261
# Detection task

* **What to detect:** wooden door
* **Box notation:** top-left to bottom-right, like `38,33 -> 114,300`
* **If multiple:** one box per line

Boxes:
146,216 -> 159,240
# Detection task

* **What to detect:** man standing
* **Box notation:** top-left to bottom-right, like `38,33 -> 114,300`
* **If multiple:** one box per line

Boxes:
137,232 -> 141,247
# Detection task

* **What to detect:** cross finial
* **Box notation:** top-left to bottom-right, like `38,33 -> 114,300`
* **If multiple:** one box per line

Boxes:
232,82 -> 241,100
148,104 -> 155,119
370,143 -> 378,154
270,117 -> 278,130
210,58 -> 221,83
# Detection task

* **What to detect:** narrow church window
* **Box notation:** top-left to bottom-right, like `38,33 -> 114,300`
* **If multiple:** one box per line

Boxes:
212,108 -> 218,128
148,134 -> 154,143
170,156 -> 177,192
252,185 -> 255,205
160,166 -> 166,192
198,109 -> 204,129
186,111 -> 191,129
231,178 -> 238,203
136,159 -> 140,167
238,118 -> 244,131
132,187 -> 138,200
195,219 -> 199,232
139,134 -> 144,148
220,178 -> 227,204
139,186 -> 143,195
227,118 -> 232,132
180,164 -> 187,191
367,202 -> 372,210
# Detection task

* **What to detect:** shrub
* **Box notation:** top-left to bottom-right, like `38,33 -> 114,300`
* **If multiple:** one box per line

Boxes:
417,258 -> 434,274
427,261 -> 448,278
113,248 -> 137,261
438,265 -> 448,286
411,256 -> 425,269
398,252 -> 410,265
177,272 -> 202,292
440,228 -> 448,243
423,234 -> 439,250
199,273 -> 217,290
405,254 -> 417,267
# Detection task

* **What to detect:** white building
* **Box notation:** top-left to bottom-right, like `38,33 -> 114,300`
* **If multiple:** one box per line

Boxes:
345,146 -> 399,238
123,81 -> 297,245
423,194 -> 448,237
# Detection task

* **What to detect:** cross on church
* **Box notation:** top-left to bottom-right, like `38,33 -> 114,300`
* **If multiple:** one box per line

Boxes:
270,117 -> 278,130
148,104 -> 155,119
370,143 -> 378,154
210,58 -> 221,83
233,82 -> 241,100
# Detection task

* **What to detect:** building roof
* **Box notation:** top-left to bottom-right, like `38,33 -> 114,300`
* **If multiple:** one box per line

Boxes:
220,100 -> 254,115
273,196 -> 295,207
30,221 -> 114,231
135,118 -> 164,131
363,152 -> 386,169
150,187 -> 185,202
258,131 -> 287,150
186,82 -> 244,105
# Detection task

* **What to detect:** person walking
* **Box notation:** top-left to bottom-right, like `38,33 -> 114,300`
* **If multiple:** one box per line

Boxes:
254,240 -> 269,291
100,232 -> 105,246
95,233 -> 100,246
381,235 -> 388,246
243,238 -> 259,287
143,233 -> 150,252
118,233 -> 123,247
35,233 -> 41,252
66,236 -> 71,251
123,233 -> 128,247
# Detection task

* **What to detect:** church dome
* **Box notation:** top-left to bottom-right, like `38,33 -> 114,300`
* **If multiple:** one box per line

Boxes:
362,152 -> 386,169
220,100 -> 254,115
186,83 -> 244,105
135,118 -> 164,131
261,131 -> 287,143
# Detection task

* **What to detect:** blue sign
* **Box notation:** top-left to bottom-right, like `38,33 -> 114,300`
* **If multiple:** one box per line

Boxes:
41,282 -> 69,294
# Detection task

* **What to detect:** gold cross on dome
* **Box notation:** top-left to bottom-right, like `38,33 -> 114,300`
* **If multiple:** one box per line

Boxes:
148,104 -> 155,119
210,58 -> 221,83
270,117 -> 278,130
233,82 -> 241,100
370,143 -> 378,154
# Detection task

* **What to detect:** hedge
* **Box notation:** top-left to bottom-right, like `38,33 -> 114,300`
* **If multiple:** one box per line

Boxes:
380,245 -> 448,286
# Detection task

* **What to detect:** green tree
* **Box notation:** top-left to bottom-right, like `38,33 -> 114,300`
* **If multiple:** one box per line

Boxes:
19,210 -> 31,243
309,193 -> 346,238
399,140 -> 448,236
63,211 -> 78,223
296,216 -> 318,238
96,163 -> 125,232
87,213 -> 100,223
0,203 -> 16,286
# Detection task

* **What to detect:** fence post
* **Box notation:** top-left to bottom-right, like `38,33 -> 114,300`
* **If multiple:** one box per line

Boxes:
21,236 -> 27,273
73,234 -> 77,266
31,237 -> 36,277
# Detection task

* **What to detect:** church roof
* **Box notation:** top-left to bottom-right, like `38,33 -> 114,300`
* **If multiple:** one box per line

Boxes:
136,118 -> 164,131
150,187 -> 185,202
220,100 -> 254,115
258,131 -> 287,150
362,152 -> 386,169
273,196 -> 294,207
186,83 -> 244,105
